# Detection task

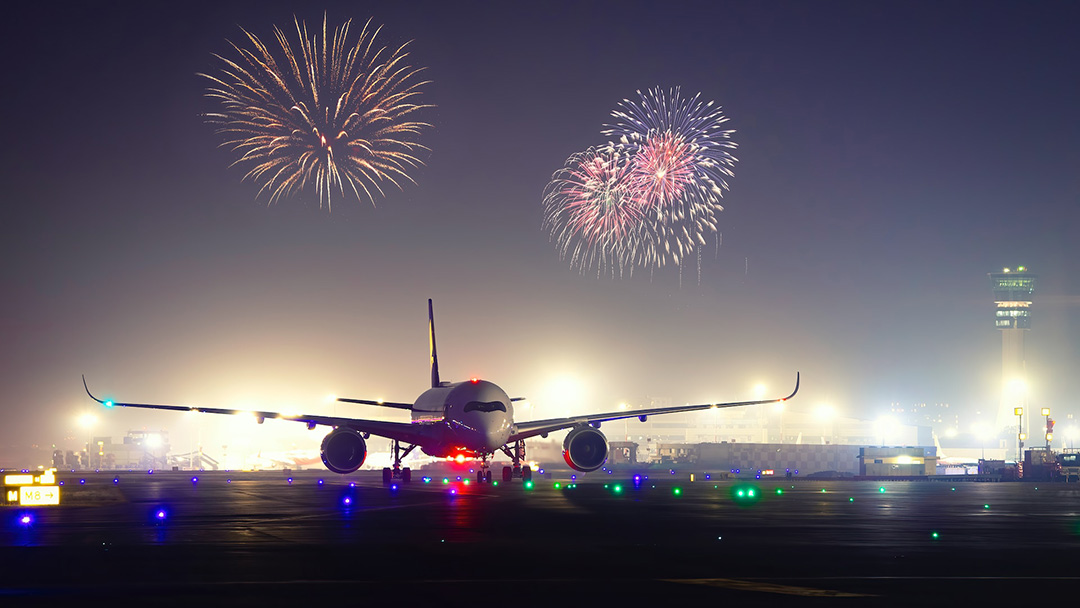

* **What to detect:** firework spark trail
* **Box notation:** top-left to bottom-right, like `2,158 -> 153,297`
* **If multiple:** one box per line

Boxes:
200,15 -> 432,210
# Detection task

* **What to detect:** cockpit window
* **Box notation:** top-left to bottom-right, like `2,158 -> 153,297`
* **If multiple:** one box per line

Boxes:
463,400 -> 507,413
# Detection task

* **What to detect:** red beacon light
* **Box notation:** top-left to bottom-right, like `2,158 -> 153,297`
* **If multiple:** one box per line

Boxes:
470,377 -> 480,384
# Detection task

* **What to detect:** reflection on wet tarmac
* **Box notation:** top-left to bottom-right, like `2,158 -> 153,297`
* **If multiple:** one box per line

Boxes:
3,470 -> 1080,603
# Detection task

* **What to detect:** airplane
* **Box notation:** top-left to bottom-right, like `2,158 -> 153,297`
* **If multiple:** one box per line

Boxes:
84,299 -> 799,484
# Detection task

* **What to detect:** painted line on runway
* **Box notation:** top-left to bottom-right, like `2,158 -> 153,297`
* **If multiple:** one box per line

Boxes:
662,577 -> 874,597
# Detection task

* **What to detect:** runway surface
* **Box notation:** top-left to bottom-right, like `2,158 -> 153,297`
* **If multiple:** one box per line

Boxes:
3,469 -> 1080,606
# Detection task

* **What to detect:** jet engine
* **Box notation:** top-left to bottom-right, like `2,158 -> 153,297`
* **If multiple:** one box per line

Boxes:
562,425 -> 608,472
320,428 -> 368,474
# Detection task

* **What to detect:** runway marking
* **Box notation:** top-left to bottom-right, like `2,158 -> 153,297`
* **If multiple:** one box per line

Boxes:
662,577 -> 874,597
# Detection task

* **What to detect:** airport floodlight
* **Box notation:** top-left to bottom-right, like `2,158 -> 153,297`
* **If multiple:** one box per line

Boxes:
945,428 -> 958,438
814,405 -> 835,421
1019,433 -> 1027,441
1046,433 -> 1053,442
79,413 -> 97,428
145,434 -> 162,448
1014,407 -> 1024,416
753,384 -> 767,399
1041,408 -> 1050,416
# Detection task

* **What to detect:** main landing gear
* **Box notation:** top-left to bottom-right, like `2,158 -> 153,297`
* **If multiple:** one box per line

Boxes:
382,439 -> 417,484
499,439 -> 532,483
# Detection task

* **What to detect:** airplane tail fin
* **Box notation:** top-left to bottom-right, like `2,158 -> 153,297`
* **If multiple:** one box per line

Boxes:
428,299 -> 440,388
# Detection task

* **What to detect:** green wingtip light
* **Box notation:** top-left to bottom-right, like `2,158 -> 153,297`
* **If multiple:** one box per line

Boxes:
104,400 -> 114,408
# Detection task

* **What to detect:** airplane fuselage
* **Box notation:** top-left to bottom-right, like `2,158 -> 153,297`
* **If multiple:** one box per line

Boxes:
411,379 -> 514,458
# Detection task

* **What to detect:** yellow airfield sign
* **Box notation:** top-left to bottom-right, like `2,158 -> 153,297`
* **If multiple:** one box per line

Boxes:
18,486 -> 61,506
4,468 -> 61,505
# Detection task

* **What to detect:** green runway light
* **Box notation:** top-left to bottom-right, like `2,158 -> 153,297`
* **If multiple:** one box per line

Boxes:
493,481 -> 498,486
613,485 -> 622,493
673,487 -> 682,496
554,482 -> 561,489
442,478 -> 449,484
849,497 -> 854,502
775,488 -> 783,495
931,531 -> 940,539
821,489 -> 826,493
524,481 -> 534,490
984,504 -> 990,509
878,487 -> 886,493
463,479 -> 470,485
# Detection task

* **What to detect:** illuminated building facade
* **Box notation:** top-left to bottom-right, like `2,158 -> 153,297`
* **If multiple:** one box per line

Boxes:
989,266 -> 1036,458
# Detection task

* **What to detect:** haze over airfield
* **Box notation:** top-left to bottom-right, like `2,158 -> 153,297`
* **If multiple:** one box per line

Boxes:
1,1 -> 1077,463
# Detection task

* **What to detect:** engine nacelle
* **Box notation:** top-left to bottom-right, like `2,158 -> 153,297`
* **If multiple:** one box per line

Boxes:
562,425 -> 609,472
320,428 -> 368,474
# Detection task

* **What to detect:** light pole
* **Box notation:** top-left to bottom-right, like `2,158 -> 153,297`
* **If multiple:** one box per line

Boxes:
79,413 -> 97,470
774,402 -> 785,444
1042,408 -> 1053,450
1015,406 -> 1024,464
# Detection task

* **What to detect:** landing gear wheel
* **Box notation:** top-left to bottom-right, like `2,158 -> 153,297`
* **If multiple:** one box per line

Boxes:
485,470 -> 492,483
402,467 -> 411,483
522,466 -> 532,482
382,467 -> 392,484
477,470 -> 485,484
502,466 -> 512,483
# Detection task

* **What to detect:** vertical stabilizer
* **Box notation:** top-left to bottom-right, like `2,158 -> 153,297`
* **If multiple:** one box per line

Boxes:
428,299 -> 440,388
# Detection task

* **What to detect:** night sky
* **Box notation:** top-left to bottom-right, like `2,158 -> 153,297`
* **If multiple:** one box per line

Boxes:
2,1 -> 1077,463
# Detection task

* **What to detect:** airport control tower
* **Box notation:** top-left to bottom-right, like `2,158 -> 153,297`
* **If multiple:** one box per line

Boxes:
989,267 -> 1036,458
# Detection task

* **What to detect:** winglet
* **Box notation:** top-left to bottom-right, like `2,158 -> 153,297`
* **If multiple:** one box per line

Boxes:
428,299 -> 440,388
83,375 -> 104,404
82,375 -> 115,408
782,372 -> 800,401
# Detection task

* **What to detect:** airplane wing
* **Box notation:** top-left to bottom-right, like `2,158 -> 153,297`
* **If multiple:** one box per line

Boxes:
336,397 -> 414,410
510,372 -> 799,442
82,376 -> 433,446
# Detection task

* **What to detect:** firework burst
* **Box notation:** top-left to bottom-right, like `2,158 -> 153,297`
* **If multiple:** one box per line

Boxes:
544,87 -> 737,276
604,87 -> 737,266
201,15 -> 432,210
542,146 -> 654,276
